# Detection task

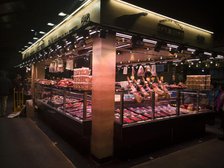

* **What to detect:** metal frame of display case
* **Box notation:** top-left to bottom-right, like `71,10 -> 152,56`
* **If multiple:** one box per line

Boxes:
34,83 -> 92,153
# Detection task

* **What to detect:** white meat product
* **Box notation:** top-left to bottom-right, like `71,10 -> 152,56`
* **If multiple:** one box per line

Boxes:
137,65 -> 145,77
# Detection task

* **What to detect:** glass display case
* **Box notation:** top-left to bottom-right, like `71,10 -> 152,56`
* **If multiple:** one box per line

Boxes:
115,89 -> 213,126
34,83 -> 92,122
35,81 -> 213,127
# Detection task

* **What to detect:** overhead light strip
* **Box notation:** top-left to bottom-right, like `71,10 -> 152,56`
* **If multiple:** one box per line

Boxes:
143,38 -> 157,45
58,12 -> 67,17
187,48 -> 196,52
116,32 -> 132,39
204,52 -> 212,56
116,0 -> 213,34
167,44 -> 178,49
116,44 -> 130,49
22,0 -> 93,54
47,23 -> 55,26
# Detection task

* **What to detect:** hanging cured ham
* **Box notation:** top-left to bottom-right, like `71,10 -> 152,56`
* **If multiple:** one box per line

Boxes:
151,64 -> 157,76
57,58 -> 64,72
123,66 -> 128,75
137,65 -> 145,77
131,66 -> 135,79
66,56 -> 74,70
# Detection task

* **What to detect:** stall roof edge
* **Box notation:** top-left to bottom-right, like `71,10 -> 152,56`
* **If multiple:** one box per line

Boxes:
115,0 -> 213,35
21,0 -> 214,58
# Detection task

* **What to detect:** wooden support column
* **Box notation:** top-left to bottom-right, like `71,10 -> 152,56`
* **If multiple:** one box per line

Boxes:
91,33 -> 116,160
31,62 -> 45,98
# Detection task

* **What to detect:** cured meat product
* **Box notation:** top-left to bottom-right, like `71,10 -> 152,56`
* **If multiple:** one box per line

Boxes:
151,64 -> 156,76
123,66 -> 128,75
152,83 -> 164,95
49,62 -> 55,73
130,115 -> 141,122
54,60 -> 58,73
143,112 -> 152,118
57,78 -> 75,87
133,92 -> 143,103
66,56 -> 74,70
139,85 -> 149,97
123,117 -> 134,124
57,58 -> 64,72
137,115 -> 148,120
145,83 -> 153,93
127,77 -> 137,93
131,66 -> 135,78
137,65 -> 145,77
74,67 -> 91,76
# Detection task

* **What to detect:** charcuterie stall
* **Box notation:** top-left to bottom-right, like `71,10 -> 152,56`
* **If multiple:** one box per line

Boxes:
20,0 -> 217,161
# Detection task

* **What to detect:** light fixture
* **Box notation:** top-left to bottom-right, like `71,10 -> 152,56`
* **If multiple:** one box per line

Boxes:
39,31 -> 46,34
33,37 -> 38,40
217,55 -> 224,59
23,0 -> 92,55
58,12 -> 67,17
204,52 -> 212,56
28,42 -> 33,45
31,29 -> 35,32
187,48 -> 196,53
116,32 -> 132,39
47,23 -> 55,27
167,44 -> 178,49
89,30 -> 97,35
143,38 -> 157,45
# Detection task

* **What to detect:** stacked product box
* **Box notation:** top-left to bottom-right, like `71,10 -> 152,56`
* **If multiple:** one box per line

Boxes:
73,68 -> 92,91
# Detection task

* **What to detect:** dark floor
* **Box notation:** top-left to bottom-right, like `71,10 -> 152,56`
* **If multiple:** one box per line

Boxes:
1,96 -> 224,168
0,118 -> 75,168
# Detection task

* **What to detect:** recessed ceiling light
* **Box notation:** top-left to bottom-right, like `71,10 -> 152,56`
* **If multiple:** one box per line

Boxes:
47,23 -> 55,26
39,31 -> 46,34
58,12 -> 67,16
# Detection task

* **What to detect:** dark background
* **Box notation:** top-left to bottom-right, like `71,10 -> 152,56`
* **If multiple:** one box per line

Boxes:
0,0 -> 223,70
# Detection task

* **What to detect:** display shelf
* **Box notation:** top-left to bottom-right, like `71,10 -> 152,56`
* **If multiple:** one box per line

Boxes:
35,83 -> 92,122
186,75 -> 211,90
114,89 -> 213,127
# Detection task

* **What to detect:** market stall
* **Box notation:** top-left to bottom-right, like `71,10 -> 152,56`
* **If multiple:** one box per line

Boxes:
20,0 -> 217,160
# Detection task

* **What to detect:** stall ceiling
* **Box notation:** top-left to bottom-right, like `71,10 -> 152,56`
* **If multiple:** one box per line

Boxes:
0,0 -> 223,70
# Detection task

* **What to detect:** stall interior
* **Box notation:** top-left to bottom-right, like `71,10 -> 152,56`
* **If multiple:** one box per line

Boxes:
31,27 -> 217,126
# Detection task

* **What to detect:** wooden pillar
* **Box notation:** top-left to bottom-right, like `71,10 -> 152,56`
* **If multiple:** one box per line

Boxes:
31,62 -> 45,98
91,33 -> 116,160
